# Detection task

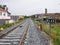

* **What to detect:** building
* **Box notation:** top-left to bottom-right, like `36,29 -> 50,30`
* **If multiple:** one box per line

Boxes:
9,15 -> 24,23
44,9 -> 60,23
35,8 -> 60,23
45,8 -> 47,15
9,15 -> 19,23
0,6 -> 11,26
19,16 -> 24,19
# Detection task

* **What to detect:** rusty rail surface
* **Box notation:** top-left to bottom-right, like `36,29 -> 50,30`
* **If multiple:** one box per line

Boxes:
20,24 -> 29,45
0,20 -> 26,38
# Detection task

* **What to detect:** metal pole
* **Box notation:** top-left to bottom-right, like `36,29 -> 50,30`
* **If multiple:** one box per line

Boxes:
49,22 -> 51,37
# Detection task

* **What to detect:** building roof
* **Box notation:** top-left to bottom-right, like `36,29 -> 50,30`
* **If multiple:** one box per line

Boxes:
7,11 -> 11,14
0,8 -> 6,12
44,13 -> 60,19
0,8 -> 11,14
45,13 -> 60,16
45,13 -> 55,17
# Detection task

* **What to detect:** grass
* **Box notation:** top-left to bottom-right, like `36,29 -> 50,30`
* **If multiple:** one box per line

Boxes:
51,24 -> 60,45
0,23 -> 14,29
53,38 -> 60,45
0,23 -> 14,31
35,20 -> 60,45
0,18 -> 26,31
51,24 -> 60,36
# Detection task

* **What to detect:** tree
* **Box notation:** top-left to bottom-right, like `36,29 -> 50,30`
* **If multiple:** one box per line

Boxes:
24,16 -> 29,18
3,5 -> 6,7
30,15 -> 35,18
0,5 -> 2,8
0,5 -> 8,10
2,5 -> 6,9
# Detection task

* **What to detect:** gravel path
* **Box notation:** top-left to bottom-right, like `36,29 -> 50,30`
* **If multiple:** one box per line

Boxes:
24,19 -> 50,45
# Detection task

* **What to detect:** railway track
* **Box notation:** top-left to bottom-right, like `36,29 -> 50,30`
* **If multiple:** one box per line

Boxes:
0,19 -> 29,45
0,19 -> 51,45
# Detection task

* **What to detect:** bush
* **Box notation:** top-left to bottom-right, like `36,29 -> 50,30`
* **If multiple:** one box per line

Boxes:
0,23 -> 13,29
53,38 -> 60,45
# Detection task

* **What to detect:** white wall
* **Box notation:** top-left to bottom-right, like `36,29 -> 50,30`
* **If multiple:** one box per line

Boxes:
0,11 -> 2,16
0,11 -> 11,19
9,20 -> 15,23
0,11 -> 11,24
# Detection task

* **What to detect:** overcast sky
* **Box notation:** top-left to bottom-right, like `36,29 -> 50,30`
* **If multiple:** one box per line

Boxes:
0,0 -> 60,15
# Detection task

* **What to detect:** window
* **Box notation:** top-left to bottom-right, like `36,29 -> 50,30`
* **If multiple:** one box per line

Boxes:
3,14 -> 5,16
8,14 -> 10,16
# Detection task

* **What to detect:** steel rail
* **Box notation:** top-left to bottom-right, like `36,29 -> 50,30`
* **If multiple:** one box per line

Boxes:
19,23 -> 29,45
0,20 -> 26,38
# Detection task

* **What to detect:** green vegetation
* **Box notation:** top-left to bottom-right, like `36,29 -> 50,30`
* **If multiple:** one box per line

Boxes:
35,20 -> 60,45
0,23 -> 14,31
0,18 -> 26,31
0,5 -> 8,10
30,15 -> 35,20
51,24 -> 60,45
51,24 -> 60,35
24,16 -> 30,18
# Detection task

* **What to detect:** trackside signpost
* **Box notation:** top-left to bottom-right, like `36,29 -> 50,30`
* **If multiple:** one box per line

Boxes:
47,19 -> 55,37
